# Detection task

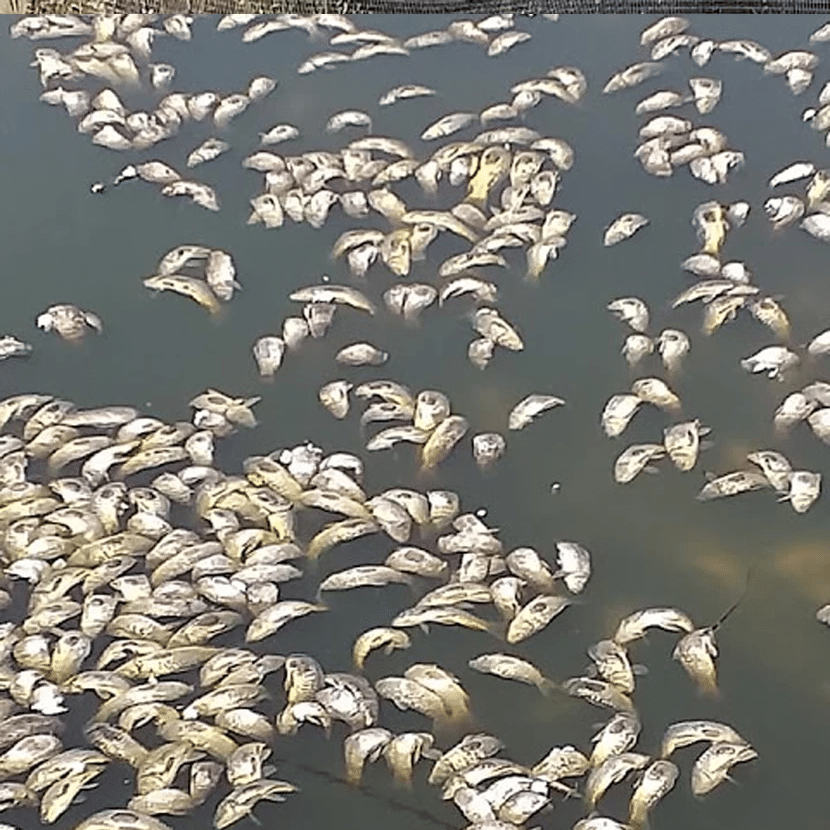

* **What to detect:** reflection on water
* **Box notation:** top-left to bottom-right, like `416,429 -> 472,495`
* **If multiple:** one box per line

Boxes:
2,11 -> 830,830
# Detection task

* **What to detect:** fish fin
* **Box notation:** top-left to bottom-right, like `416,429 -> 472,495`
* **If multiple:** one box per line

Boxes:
583,664 -> 598,678
249,811 -> 263,826
643,465 -> 661,475
421,747 -> 443,760
262,764 -> 278,777
632,663 -> 649,676
550,780 -> 581,800
538,678 -> 559,697
418,622 -> 431,636
697,680 -> 721,700
486,619 -> 508,641
699,440 -> 715,451
71,794 -> 88,806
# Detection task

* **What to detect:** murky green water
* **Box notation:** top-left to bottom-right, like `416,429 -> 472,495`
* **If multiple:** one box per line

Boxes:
3,12 -> 830,830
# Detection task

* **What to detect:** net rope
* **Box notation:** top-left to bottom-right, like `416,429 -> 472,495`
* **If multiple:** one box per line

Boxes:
14,0 -> 830,16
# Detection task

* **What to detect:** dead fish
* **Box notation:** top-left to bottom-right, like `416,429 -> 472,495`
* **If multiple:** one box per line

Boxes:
161,180 -> 220,211
603,62 -> 664,93
801,212 -> 830,242
641,16 -> 689,45
352,628 -> 411,670
336,343 -> 388,367
631,378 -> 681,411
468,653 -> 556,695
143,276 -> 220,315
587,639 -> 638,694
656,329 -> 690,372
764,196 -> 805,228
621,333 -> 654,367
186,138 -> 230,168
472,433 -> 505,469
379,85 -> 436,106
384,284 -> 437,322
614,444 -> 665,484
660,720 -> 748,758
697,471 -> 772,501
508,394 -> 565,430
252,337 -> 285,378
205,250 -> 239,303
651,33 -> 698,60
507,595 -> 571,644
748,297 -> 790,340
421,112 -> 477,141
691,741 -> 757,796
628,759 -> 678,827
601,394 -> 643,438
421,416 -> 469,471
782,470 -> 821,513
413,391 -> 451,431
260,124 -> 300,146
561,677 -> 635,714
772,392 -> 816,440
740,346 -> 799,380
635,89 -> 688,115
702,296 -> 746,336
689,77 -> 722,114
663,420 -> 710,472
0,336 -> 32,361
318,565 -> 413,596
37,305 -> 102,342
488,30 -> 531,56
590,712 -> 642,767
473,308 -> 523,351
555,542 -> 591,593
326,110 -> 372,133
290,284 -> 376,315
608,297 -> 649,332
718,39 -> 771,63
319,381 -> 352,419
604,214 -> 648,246
613,607 -> 695,644
769,161 -> 815,188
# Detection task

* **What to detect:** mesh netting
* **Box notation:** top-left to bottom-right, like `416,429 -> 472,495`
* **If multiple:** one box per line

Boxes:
14,0 -> 830,14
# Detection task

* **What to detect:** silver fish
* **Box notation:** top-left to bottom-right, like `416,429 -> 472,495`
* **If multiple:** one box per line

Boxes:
691,741 -> 757,796
604,214 -> 649,246
508,394 -> 565,430
608,297 -> 649,332
629,759 -> 678,827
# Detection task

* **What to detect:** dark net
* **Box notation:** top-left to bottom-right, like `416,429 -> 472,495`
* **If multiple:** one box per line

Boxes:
15,0 -> 830,14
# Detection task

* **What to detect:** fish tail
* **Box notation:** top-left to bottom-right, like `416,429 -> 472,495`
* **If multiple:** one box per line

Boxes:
305,545 -> 323,563
628,798 -> 649,828
486,619 -> 508,641
698,678 -> 721,699
448,703 -> 478,735
537,677 -> 559,697
432,711 -> 470,744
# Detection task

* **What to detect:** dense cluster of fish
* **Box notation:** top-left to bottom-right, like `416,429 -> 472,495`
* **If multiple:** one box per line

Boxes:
0,384 -> 757,830
29,8 -> 830,830
317,380 -> 564,472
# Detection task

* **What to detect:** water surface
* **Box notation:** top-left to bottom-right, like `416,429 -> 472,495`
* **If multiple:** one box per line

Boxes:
2,13 -> 830,830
